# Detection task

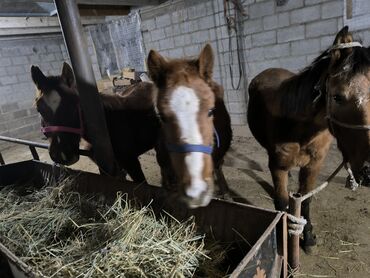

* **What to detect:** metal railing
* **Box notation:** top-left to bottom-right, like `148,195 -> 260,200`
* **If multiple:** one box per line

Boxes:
0,135 -> 91,165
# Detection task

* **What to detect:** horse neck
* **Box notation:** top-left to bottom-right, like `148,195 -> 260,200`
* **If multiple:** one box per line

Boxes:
280,60 -> 329,122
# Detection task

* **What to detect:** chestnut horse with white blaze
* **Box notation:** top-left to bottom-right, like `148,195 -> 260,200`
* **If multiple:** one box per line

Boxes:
148,44 -> 232,208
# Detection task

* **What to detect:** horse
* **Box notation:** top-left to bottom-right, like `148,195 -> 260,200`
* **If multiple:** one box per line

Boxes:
147,44 -> 233,208
326,28 -> 370,188
30,62 -> 162,184
247,26 -> 370,253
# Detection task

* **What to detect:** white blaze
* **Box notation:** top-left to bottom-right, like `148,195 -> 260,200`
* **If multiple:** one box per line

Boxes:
169,86 -> 206,198
44,90 -> 61,114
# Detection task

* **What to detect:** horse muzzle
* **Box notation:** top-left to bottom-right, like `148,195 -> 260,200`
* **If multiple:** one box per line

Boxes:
181,180 -> 214,209
50,151 -> 79,166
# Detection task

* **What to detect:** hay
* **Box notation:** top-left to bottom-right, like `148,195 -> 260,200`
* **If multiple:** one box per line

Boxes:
0,177 -> 227,277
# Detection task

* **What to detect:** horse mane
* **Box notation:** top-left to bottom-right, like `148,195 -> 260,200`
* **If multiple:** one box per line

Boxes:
100,82 -> 157,111
280,49 -> 332,118
333,46 -> 370,78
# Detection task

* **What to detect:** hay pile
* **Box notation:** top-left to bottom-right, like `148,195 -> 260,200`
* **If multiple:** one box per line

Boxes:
0,177 -> 226,277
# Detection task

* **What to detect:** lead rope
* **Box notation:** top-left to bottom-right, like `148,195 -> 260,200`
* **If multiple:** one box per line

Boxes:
223,0 -> 245,90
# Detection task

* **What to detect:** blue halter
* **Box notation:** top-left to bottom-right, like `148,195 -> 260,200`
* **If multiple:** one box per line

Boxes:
166,127 -> 220,155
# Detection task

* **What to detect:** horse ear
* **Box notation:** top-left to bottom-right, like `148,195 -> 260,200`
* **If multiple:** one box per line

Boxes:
31,65 -> 47,91
147,50 -> 167,86
198,44 -> 214,81
330,26 -> 354,71
61,62 -> 76,88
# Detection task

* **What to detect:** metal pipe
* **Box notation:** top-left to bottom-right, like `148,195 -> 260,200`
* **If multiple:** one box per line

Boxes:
288,193 -> 302,273
54,0 -> 117,175
0,135 -> 91,157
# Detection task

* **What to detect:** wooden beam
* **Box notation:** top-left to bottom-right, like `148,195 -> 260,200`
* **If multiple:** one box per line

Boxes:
77,0 -> 161,6
0,16 -> 109,36
0,16 -> 107,29
0,27 -> 61,36
78,5 -> 129,16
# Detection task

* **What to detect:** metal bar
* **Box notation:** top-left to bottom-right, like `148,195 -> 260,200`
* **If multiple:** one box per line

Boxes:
29,146 -> 40,161
54,0 -> 117,175
0,135 -> 91,157
0,152 -> 4,165
288,193 -> 302,273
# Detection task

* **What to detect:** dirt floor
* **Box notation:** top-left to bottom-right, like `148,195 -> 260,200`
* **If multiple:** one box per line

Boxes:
1,130 -> 369,278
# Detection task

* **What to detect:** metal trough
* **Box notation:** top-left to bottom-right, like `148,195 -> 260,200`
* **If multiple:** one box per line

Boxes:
0,159 -> 287,277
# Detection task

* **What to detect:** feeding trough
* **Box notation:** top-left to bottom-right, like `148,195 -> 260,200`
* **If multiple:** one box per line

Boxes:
0,156 -> 287,277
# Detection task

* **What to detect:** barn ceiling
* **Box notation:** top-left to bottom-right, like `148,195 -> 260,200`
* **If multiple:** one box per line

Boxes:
0,0 -> 165,17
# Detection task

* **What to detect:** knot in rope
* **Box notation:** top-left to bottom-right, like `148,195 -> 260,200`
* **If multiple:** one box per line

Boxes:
287,213 -> 307,236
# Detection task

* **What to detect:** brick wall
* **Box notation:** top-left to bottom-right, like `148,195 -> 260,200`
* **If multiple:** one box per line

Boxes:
139,0 -> 370,127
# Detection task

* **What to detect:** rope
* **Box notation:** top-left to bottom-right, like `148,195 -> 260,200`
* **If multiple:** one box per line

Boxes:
344,162 -> 359,190
330,41 -> 363,50
287,214 -> 307,236
224,0 -> 244,90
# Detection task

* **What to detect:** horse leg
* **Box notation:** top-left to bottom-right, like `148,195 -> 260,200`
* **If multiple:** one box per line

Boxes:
121,157 -> 147,184
269,161 -> 289,211
213,159 -> 231,200
154,139 -> 177,191
298,163 -> 322,254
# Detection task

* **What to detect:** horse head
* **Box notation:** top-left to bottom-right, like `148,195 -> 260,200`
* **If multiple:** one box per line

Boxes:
31,62 -> 82,165
327,26 -> 370,187
148,44 -> 217,208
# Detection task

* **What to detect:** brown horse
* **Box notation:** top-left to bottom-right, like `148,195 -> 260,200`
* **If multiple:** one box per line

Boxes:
31,63 -> 162,184
326,28 -> 370,188
247,26 -> 370,252
147,44 -> 232,208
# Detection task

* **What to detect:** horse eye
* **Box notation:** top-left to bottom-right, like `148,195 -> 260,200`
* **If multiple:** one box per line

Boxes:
208,108 -> 215,117
333,94 -> 344,104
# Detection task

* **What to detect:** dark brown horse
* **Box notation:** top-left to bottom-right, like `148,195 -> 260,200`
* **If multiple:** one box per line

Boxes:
31,63 -> 161,184
147,44 -> 232,208
247,26 -> 370,253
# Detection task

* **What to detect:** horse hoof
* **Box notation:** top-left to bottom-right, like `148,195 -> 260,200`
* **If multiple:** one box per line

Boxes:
303,244 -> 318,255
346,176 -> 359,191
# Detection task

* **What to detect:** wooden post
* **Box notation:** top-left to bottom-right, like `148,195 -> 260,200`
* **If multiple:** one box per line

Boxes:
288,193 -> 302,274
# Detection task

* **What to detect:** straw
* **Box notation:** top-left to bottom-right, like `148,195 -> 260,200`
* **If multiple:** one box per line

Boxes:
0,177 -> 227,277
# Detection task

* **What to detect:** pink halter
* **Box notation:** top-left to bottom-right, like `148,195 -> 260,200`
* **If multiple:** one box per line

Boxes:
41,105 -> 84,136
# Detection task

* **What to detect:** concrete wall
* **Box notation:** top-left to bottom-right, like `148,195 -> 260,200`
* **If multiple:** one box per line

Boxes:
139,0 -> 370,128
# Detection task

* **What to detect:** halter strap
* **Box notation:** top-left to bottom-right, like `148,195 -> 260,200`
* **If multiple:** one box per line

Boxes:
166,127 -> 220,155
167,143 -> 213,154
330,41 -> 363,50
41,105 -> 84,136
326,116 -> 370,130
